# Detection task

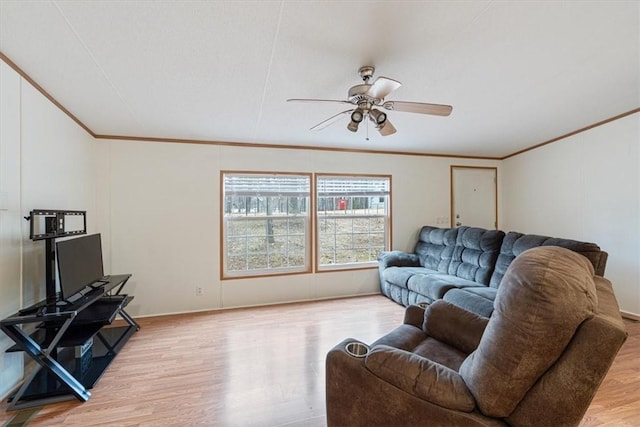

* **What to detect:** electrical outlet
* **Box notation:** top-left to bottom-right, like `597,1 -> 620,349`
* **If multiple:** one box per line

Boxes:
195,286 -> 203,296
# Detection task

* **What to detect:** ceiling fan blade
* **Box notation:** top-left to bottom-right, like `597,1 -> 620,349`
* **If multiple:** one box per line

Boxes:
378,119 -> 397,136
287,98 -> 351,105
367,77 -> 402,100
382,100 -> 452,116
310,109 -> 353,131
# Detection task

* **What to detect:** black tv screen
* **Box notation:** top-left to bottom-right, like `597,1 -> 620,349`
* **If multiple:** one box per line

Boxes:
56,233 -> 104,300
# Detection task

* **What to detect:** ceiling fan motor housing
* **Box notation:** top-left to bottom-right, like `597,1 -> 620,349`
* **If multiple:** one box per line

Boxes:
348,84 -> 376,103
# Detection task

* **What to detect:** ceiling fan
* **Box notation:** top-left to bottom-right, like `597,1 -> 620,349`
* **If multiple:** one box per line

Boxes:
287,66 -> 452,137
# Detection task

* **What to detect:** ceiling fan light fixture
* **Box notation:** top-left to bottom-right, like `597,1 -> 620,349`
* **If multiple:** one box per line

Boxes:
351,109 -> 364,123
369,108 -> 387,125
348,108 -> 364,132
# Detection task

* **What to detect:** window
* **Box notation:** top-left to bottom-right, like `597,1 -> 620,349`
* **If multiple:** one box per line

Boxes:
222,172 -> 311,278
316,175 -> 391,270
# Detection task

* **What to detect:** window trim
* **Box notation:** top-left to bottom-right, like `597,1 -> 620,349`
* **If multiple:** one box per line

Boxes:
314,173 -> 392,273
220,170 -> 313,280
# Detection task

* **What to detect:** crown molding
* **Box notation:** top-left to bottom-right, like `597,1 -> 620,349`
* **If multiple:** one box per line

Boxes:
500,108 -> 640,160
2,51 -> 636,161
0,51 -> 96,137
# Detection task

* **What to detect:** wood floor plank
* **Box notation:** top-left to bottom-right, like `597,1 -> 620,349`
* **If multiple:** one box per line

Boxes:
0,295 -> 638,426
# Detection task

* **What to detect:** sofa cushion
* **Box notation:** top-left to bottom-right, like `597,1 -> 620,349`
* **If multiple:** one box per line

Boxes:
459,246 -> 597,418
422,300 -> 489,355
443,288 -> 496,318
382,266 -> 438,289
542,237 -> 607,276
448,227 -> 504,285
370,322 -> 468,371
365,345 -> 475,412
489,232 -> 605,288
459,287 -> 498,300
370,324 -> 428,352
407,273 -> 480,301
414,226 -> 458,272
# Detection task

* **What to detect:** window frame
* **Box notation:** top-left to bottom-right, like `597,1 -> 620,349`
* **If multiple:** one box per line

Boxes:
314,173 -> 392,273
220,171 -> 313,280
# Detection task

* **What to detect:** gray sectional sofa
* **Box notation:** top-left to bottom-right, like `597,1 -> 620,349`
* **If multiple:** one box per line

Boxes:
378,226 -> 608,317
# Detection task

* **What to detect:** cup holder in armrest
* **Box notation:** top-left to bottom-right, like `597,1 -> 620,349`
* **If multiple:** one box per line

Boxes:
345,341 -> 370,358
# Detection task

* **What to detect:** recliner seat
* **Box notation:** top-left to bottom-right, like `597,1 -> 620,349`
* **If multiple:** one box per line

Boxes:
327,246 -> 627,427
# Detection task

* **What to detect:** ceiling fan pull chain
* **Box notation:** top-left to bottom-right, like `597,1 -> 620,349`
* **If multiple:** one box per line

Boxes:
366,118 -> 370,141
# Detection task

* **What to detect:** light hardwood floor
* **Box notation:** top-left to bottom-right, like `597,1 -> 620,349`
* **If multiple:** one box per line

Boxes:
1,295 -> 638,426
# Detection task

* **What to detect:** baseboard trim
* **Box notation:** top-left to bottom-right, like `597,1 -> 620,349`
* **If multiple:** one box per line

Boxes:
129,292 -> 383,320
621,310 -> 640,322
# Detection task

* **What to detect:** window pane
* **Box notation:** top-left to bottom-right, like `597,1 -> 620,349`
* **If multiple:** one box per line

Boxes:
370,233 -> 385,246
227,255 -> 247,271
227,236 -> 247,255
268,253 -> 287,268
247,254 -> 267,270
317,176 -> 390,269
246,236 -> 267,253
227,219 -> 247,236
353,233 -> 371,247
335,250 -> 355,264
223,173 -> 310,277
289,254 -> 305,266
288,235 -> 305,250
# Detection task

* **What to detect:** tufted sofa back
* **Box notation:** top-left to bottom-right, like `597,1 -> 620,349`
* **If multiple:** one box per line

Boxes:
414,226 -> 458,273
489,232 -> 608,288
448,227 -> 505,286
414,226 -> 504,286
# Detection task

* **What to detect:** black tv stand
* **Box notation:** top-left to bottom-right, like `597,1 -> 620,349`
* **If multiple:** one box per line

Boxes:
1,275 -> 139,410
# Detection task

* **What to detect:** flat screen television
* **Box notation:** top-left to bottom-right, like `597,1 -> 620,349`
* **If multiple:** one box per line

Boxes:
56,233 -> 105,301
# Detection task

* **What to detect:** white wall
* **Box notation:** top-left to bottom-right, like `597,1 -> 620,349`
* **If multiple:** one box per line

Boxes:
105,138 -> 498,316
0,61 -> 24,398
20,80 -> 104,305
0,60 -> 102,398
501,113 -> 640,315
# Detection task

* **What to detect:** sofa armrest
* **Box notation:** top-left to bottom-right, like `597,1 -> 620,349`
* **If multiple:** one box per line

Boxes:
403,304 -> 426,328
423,300 -> 489,354
594,251 -> 608,277
326,338 -> 499,426
378,250 -> 421,269
365,345 -> 475,412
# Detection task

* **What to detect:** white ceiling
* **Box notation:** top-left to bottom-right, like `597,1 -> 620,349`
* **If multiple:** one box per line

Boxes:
1,1 -> 638,158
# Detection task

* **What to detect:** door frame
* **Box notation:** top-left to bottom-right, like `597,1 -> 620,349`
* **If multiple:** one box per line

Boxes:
450,165 -> 498,229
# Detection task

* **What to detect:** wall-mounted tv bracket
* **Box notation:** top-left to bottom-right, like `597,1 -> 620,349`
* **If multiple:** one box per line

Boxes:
24,209 -> 87,304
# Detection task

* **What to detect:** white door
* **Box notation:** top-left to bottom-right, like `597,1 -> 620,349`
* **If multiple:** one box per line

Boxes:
451,167 -> 497,229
